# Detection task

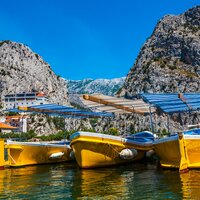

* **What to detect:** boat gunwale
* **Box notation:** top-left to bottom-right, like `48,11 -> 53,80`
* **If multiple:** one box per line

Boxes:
154,132 -> 200,145
154,135 -> 178,144
70,131 -> 153,147
184,135 -> 200,139
6,141 -> 71,148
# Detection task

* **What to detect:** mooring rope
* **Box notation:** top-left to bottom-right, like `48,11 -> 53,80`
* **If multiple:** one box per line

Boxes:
103,142 -> 120,159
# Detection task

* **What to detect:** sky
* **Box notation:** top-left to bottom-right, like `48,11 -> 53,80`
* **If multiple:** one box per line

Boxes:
0,0 -> 199,80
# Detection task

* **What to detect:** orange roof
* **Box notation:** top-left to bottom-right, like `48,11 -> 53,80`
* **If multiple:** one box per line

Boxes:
6,115 -> 29,119
0,122 -> 17,129
37,92 -> 45,97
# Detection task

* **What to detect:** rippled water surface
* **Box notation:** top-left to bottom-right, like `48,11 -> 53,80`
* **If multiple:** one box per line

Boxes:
0,161 -> 200,199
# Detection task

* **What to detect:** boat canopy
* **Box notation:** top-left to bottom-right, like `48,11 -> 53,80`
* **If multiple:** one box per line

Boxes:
141,93 -> 200,114
5,104 -> 114,118
81,94 -> 153,114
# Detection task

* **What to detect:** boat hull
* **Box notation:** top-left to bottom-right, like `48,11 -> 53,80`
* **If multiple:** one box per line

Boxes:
154,130 -> 200,169
5,141 -> 72,167
183,135 -> 200,168
154,135 -> 180,168
70,132 -> 153,168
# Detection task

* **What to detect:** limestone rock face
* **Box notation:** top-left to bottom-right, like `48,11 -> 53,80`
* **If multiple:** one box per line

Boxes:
120,6 -> 200,97
28,114 -> 92,135
0,40 -> 68,104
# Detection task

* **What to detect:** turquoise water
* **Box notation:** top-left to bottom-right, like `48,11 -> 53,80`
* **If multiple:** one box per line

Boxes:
0,161 -> 200,199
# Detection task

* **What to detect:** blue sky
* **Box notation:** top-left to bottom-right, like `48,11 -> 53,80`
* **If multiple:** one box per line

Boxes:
0,0 -> 199,80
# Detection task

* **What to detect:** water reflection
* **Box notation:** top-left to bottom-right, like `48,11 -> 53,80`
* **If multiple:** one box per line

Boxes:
0,162 -> 198,199
72,163 -> 183,200
72,168 -> 129,199
180,170 -> 200,199
0,166 -> 48,196
0,162 -> 77,199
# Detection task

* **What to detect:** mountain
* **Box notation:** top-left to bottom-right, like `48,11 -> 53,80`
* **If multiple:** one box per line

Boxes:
0,40 -> 68,104
67,77 -> 125,96
119,6 -> 200,97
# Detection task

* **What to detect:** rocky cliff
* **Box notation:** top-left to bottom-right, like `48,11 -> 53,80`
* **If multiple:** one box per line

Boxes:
120,6 -> 200,97
0,40 -> 68,104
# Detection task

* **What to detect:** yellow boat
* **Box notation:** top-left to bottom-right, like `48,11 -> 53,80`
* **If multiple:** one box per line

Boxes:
154,128 -> 200,171
70,131 -> 154,168
3,140 -> 73,167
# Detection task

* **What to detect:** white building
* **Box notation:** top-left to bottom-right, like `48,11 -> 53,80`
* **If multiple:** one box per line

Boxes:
2,92 -> 48,109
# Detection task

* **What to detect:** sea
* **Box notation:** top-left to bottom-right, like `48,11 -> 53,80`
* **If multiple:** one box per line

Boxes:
0,161 -> 199,200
